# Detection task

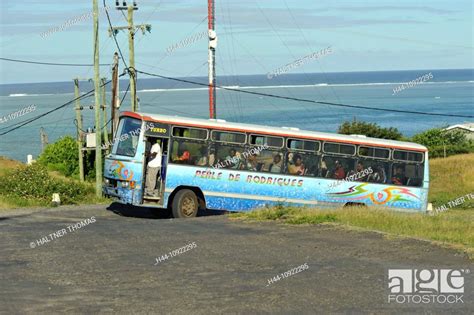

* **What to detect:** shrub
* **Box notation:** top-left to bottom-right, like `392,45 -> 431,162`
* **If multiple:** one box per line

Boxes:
37,135 -> 98,179
428,144 -> 474,158
411,128 -> 466,147
0,163 -> 93,205
338,120 -> 402,140
411,128 -> 472,158
38,136 -> 79,177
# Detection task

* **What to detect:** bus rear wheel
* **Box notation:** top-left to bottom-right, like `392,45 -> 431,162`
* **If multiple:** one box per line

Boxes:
172,189 -> 198,218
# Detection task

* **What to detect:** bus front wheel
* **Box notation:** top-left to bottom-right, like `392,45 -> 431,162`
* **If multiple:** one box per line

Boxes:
172,189 -> 198,218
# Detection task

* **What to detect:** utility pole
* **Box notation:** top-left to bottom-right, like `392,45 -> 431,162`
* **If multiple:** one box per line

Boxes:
93,0 -> 102,197
111,52 -> 120,138
39,127 -> 49,152
208,0 -> 217,119
109,1 -> 151,112
101,77 -> 109,149
73,78 -> 85,182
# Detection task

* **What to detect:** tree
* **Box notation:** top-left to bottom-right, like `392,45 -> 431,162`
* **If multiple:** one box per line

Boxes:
411,128 -> 466,147
411,127 -> 472,158
337,120 -> 403,140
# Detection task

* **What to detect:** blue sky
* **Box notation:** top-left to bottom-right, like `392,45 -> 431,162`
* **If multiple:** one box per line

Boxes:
0,0 -> 472,84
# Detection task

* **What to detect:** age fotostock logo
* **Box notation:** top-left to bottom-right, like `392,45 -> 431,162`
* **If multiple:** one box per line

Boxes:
388,269 -> 469,304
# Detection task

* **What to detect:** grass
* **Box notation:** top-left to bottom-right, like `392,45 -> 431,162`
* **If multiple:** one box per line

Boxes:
429,153 -> 474,209
232,153 -> 474,258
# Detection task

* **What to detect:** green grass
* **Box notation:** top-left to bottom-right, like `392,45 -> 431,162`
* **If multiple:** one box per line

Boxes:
232,153 -> 474,258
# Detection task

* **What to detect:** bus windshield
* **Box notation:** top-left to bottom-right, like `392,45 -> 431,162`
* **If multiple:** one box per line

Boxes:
112,117 -> 142,157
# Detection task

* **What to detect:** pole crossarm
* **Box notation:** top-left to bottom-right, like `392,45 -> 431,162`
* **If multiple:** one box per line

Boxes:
108,24 -> 151,37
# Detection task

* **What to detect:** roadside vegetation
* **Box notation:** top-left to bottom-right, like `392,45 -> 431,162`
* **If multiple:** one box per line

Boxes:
0,156 -> 105,210
339,119 -> 474,157
232,153 -> 474,258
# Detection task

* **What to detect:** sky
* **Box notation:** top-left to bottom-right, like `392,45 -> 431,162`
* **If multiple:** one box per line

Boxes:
0,0 -> 473,84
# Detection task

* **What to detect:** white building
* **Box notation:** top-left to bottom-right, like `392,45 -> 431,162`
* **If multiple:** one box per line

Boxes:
444,123 -> 474,140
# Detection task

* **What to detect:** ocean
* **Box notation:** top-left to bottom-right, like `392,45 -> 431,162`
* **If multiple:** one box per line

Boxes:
0,69 -> 473,162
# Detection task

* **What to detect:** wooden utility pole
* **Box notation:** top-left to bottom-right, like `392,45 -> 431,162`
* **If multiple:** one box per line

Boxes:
127,5 -> 137,112
73,78 -> 85,181
108,1 -> 151,112
93,0 -> 102,197
208,0 -> 217,119
111,52 -> 120,138
39,127 -> 49,152
101,77 -> 109,149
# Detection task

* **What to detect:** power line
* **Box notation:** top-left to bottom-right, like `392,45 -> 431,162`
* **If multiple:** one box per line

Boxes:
103,0 -> 128,69
0,77 -> 121,136
134,69 -> 474,119
0,57 -> 111,67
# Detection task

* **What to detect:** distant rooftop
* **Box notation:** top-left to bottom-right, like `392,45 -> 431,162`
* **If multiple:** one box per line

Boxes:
445,122 -> 474,132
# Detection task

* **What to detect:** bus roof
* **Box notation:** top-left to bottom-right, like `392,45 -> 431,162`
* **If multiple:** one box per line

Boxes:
122,111 -> 428,152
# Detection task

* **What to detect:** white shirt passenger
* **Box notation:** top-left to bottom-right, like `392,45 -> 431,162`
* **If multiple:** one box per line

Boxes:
148,143 -> 162,168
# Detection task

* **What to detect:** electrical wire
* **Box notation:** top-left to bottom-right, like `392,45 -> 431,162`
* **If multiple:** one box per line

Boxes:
134,69 -> 474,119
0,76 -> 123,136
0,57 -> 111,67
103,0 -> 128,69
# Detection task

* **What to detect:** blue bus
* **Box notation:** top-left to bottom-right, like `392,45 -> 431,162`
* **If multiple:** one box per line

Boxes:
103,111 -> 429,218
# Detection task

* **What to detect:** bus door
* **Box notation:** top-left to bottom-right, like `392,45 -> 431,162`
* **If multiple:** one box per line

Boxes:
142,122 -> 170,205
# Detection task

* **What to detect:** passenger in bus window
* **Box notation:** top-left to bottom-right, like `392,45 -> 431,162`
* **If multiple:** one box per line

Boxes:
332,160 -> 345,179
196,147 -> 208,166
319,160 -> 328,177
244,153 -> 259,171
269,154 -> 282,173
391,165 -> 406,185
226,149 -> 241,169
369,165 -> 386,183
288,154 -> 306,175
175,143 -> 190,164
356,162 -> 369,181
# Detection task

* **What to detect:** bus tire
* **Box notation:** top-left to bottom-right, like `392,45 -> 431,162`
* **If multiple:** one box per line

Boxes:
172,189 -> 198,218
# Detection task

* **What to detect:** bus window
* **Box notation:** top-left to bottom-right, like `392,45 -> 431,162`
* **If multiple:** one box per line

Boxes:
171,139 -> 207,165
249,134 -> 283,148
172,127 -> 208,140
358,146 -> 390,159
113,117 -> 142,157
211,131 -> 246,144
248,149 -> 282,173
393,150 -> 423,162
286,152 -> 319,176
322,156 -> 355,180
287,138 -> 320,152
391,163 -> 423,187
323,142 -> 356,156
356,159 -> 388,184
213,144 -> 245,169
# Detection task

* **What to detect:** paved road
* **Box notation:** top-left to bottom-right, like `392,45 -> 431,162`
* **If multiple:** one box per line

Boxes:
0,204 -> 472,314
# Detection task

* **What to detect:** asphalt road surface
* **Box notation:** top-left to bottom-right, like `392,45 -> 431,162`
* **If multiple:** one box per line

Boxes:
1,204 -> 472,314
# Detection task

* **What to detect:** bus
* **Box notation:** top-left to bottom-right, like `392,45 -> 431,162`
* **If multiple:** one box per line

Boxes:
103,111 -> 429,218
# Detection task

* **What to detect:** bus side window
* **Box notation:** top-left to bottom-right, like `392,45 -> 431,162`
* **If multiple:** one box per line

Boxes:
391,163 -> 406,185
285,152 -> 319,176
356,159 -> 388,184
322,156 -> 355,180
253,149 -> 281,173
405,164 -> 423,187
171,139 -> 207,165
214,144 -> 245,169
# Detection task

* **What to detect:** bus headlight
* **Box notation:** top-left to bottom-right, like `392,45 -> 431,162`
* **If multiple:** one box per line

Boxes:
104,178 -> 110,185
121,181 -> 130,188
